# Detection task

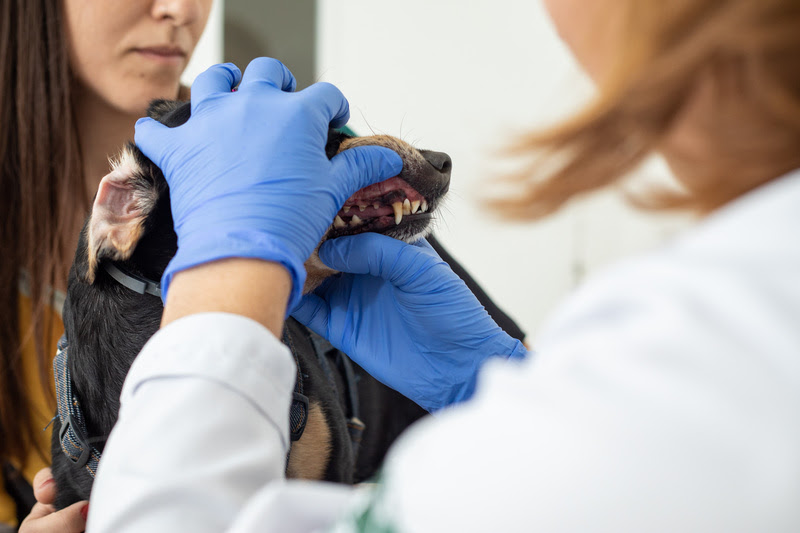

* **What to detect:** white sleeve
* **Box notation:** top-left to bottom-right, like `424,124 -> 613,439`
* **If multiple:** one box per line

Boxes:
87,313 -> 357,533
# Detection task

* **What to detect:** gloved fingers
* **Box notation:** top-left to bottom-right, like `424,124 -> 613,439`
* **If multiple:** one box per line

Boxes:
134,117 -> 172,167
290,293 -> 330,337
414,237 -> 446,257
190,63 -> 242,113
298,81 -> 351,129
319,233 -> 432,287
330,145 -> 404,197
239,57 -> 296,92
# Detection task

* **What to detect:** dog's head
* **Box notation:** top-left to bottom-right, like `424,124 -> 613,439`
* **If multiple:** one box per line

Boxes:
79,98 -> 451,291
53,99 -> 450,507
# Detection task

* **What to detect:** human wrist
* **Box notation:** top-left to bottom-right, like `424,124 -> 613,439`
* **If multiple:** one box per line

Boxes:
162,228 -> 307,311
161,258 -> 292,337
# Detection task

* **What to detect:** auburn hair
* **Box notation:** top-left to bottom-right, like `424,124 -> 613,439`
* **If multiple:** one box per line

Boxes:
496,0 -> 800,218
0,0 -> 85,466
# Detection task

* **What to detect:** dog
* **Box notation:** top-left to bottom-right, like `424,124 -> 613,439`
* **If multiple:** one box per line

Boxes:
51,99 -> 452,509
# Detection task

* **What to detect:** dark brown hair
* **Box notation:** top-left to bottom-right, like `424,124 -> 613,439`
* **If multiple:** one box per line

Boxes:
0,0 -> 85,466
495,0 -> 800,218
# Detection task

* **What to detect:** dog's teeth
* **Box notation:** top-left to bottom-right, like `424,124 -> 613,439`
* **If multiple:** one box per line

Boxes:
411,200 -> 421,214
334,215 -> 346,229
350,215 -> 363,227
359,204 -> 367,212
402,198 -> 411,215
373,203 -> 380,210
421,199 -> 428,213
392,202 -> 404,225
343,206 -> 351,213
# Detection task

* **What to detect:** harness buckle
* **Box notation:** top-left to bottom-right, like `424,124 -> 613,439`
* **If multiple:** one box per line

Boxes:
58,414 -> 91,468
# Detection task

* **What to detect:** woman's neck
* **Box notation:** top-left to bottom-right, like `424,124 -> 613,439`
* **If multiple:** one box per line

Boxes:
58,87 -> 151,291
73,86 -> 145,203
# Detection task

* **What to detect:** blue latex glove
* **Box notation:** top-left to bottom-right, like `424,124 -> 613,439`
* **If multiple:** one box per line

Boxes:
292,234 -> 527,411
134,59 -> 403,308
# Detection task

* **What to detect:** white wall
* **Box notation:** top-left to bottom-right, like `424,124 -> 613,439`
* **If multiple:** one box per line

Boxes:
317,0 -> 689,340
182,0 -> 225,86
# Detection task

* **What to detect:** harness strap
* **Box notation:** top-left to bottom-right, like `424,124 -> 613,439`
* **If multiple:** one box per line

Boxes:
53,336 -> 104,478
282,327 -> 310,442
335,352 -> 366,458
307,332 -> 365,460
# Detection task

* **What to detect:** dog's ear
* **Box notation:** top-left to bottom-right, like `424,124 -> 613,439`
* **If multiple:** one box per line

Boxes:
82,145 -> 159,284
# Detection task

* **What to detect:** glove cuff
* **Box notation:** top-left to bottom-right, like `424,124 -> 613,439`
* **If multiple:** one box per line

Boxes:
161,230 -> 306,315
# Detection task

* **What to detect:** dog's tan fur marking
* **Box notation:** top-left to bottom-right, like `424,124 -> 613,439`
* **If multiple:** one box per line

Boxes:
285,402 -> 332,480
337,135 -> 427,172
303,251 -> 338,294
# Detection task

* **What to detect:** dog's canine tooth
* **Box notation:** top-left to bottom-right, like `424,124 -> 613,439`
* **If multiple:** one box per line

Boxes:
411,200 -> 421,214
392,202 -> 404,225
334,215 -> 346,228
350,214 -> 363,227
421,199 -> 428,213
343,206 -> 351,213
402,198 -> 411,216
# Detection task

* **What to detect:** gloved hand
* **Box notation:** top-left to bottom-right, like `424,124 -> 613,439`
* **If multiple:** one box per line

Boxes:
292,234 -> 527,411
134,59 -> 403,309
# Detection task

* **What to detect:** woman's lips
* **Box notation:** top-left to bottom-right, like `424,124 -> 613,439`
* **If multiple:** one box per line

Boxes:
134,46 -> 186,65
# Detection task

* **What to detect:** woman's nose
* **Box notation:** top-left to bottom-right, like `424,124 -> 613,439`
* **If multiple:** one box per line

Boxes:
151,0 -> 202,26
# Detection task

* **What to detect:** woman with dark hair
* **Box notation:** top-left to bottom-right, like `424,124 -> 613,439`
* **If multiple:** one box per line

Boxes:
83,0 -> 799,530
1,1 -> 211,530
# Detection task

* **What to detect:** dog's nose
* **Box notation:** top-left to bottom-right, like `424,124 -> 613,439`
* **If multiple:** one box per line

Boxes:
421,150 -> 452,194
422,150 -> 452,175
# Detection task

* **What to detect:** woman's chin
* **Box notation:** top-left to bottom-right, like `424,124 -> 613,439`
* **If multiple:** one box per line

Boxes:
112,84 -> 183,117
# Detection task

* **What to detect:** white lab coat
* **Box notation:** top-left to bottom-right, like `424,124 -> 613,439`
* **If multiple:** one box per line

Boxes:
88,169 -> 800,533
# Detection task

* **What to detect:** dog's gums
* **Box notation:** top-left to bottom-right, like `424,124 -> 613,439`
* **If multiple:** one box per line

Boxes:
335,178 -> 429,235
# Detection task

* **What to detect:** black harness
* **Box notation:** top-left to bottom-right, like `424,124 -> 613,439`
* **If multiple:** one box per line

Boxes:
53,262 -> 363,477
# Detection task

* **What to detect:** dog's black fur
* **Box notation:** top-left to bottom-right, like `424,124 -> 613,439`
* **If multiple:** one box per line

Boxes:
51,100 -> 455,509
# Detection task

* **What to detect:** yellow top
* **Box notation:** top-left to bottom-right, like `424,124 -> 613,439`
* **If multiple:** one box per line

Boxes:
0,292 -> 61,527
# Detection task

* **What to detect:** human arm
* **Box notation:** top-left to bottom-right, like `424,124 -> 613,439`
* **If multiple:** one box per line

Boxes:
87,57 -> 394,529
92,254 -> 797,532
